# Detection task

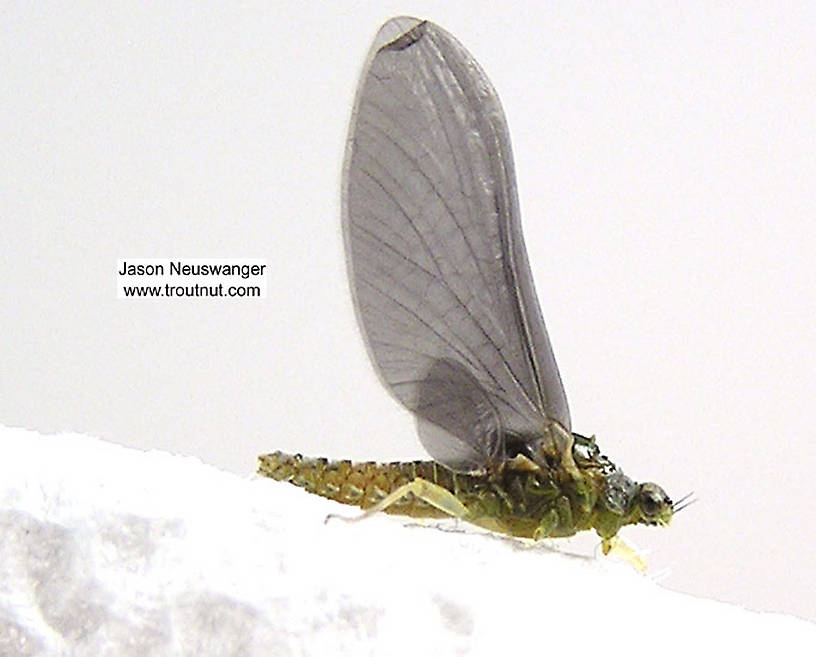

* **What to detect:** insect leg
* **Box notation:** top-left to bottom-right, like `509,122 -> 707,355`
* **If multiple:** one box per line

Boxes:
533,508 -> 559,540
532,495 -> 574,540
330,477 -> 471,523
601,535 -> 648,572
556,495 -> 573,533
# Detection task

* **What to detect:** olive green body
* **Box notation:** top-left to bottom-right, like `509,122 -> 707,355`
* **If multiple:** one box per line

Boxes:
257,439 -> 660,541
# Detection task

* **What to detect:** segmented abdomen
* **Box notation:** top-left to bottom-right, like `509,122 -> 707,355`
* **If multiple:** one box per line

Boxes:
258,451 -> 458,518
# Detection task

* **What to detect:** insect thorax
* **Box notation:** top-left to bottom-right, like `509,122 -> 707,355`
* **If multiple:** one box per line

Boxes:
487,429 -> 640,539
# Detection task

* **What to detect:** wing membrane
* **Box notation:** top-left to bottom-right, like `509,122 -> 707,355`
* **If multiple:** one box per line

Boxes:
343,17 -> 570,469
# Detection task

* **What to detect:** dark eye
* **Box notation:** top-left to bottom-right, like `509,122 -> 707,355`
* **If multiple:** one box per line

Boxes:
638,484 -> 668,518
641,492 -> 661,515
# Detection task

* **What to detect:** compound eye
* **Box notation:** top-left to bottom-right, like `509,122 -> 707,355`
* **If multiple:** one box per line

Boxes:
641,493 -> 660,515
638,484 -> 666,518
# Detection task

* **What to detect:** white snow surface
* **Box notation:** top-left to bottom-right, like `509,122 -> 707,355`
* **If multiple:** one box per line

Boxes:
0,426 -> 813,657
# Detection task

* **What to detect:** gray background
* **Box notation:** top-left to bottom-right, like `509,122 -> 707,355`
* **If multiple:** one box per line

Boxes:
3,1 -> 814,622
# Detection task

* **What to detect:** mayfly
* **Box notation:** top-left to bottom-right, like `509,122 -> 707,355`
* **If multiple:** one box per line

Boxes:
259,17 -> 685,558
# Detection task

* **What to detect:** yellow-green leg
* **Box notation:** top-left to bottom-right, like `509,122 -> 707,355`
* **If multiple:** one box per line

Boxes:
533,508 -> 558,541
601,535 -> 648,572
328,477 -> 471,523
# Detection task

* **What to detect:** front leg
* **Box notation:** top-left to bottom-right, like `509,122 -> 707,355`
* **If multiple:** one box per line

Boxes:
601,535 -> 648,572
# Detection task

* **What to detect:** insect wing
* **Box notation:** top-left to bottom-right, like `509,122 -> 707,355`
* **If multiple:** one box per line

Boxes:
343,17 -> 570,470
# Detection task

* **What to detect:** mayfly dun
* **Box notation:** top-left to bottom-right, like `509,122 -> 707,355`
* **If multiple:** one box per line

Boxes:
259,17 -> 682,559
